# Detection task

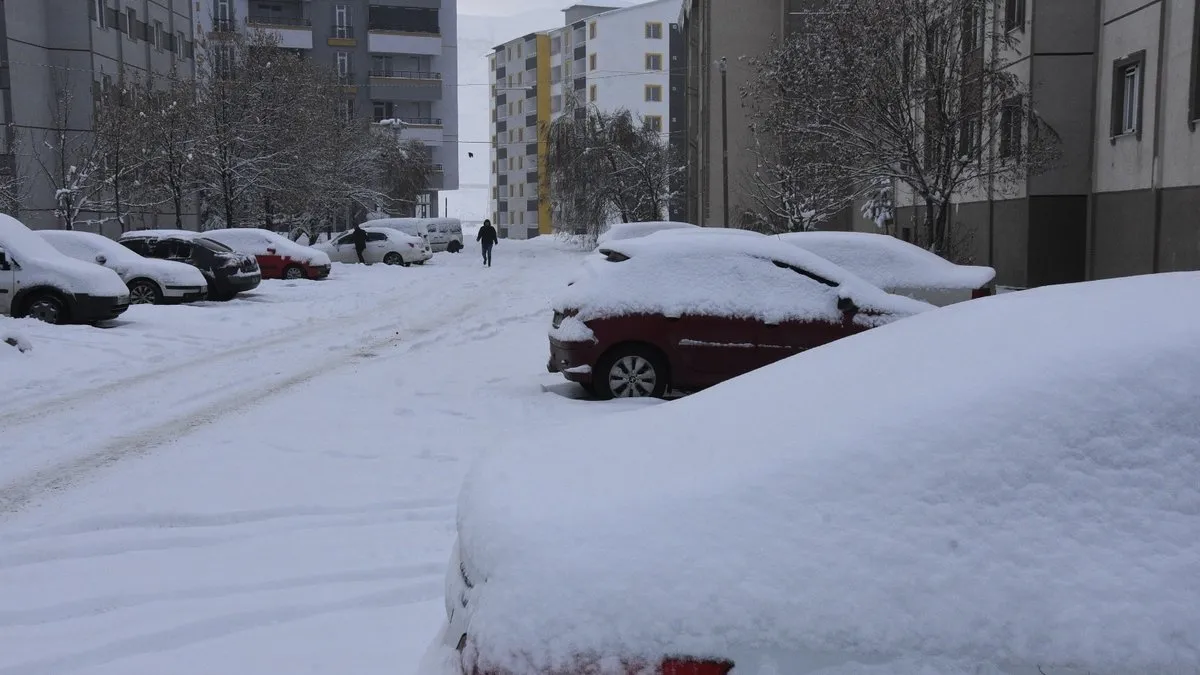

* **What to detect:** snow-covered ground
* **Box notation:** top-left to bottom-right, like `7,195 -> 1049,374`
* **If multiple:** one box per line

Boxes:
0,239 -> 649,675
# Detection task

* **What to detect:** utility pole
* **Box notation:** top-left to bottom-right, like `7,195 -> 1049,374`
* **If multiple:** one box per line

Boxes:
718,56 -> 729,228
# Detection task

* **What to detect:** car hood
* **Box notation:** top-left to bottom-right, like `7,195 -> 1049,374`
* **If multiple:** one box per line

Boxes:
18,253 -> 129,297
117,257 -> 208,286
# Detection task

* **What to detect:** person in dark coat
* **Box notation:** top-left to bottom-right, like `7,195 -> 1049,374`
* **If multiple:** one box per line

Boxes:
477,219 -> 499,267
351,224 -> 368,264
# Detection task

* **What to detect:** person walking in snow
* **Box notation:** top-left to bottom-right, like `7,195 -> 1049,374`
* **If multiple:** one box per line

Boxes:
477,219 -> 498,267
351,223 -> 368,264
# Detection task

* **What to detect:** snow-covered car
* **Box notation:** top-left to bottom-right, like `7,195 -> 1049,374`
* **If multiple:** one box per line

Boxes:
364,217 -> 465,253
548,234 -> 932,398
0,215 -> 130,324
595,220 -> 697,245
119,230 -> 261,301
40,230 -> 208,305
425,271 -> 1200,675
201,228 -> 332,280
779,231 -> 996,306
315,226 -> 432,266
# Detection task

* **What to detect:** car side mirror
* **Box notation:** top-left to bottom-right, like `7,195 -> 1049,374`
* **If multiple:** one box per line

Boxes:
838,296 -> 858,314
95,254 -> 108,265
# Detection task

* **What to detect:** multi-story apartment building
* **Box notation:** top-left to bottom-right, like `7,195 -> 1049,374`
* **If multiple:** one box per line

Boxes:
2,0 -> 198,232
200,0 -> 459,217
487,0 -> 681,239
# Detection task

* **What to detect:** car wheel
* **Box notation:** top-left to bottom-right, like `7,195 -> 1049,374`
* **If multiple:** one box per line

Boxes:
383,252 -> 404,266
25,294 -> 66,324
128,279 -> 162,305
447,240 -> 461,253
283,265 -> 306,280
595,345 -> 668,400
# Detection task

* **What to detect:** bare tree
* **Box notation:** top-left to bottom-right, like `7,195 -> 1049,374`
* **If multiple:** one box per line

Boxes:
32,71 -> 107,230
0,124 -> 31,217
744,0 -> 1060,255
137,69 -> 200,228
741,130 -> 859,232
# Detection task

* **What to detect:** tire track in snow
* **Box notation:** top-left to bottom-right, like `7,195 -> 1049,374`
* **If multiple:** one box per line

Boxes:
0,581 -> 443,675
0,264 -> 521,517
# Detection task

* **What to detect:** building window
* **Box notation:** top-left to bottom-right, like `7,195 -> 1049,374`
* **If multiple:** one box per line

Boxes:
1191,0 -> 1200,126
153,20 -> 164,50
958,116 -> 981,158
126,8 -> 138,40
336,51 -> 352,79
645,115 -> 663,132
177,31 -> 187,56
1111,51 -> 1146,138
644,84 -> 663,102
960,5 -> 981,54
551,35 -> 562,55
589,21 -> 596,39
216,0 -> 232,29
645,22 -> 663,39
589,53 -> 597,70
341,98 -> 354,121
334,4 -> 352,38
645,53 -> 663,71
93,0 -> 105,27
589,84 -> 597,102
552,94 -> 562,113
999,96 -> 1022,159
1004,0 -> 1025,32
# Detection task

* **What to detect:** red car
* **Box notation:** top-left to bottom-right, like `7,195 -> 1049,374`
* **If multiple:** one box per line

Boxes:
548,234 -> 933,399
202,228 -> 332,280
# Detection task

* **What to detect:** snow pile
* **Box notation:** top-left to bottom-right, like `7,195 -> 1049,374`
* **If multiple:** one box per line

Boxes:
548,315 -> 596,343
458,271 -> 1200,674
0,215 -> 129,297
556,235 -> 931,324
650,226 -> 765,239
1,318 -> 32,353
40,230 -> 209,287
595,221 -> 697,245
779,231 -> 995,290
203,228 -> 332,266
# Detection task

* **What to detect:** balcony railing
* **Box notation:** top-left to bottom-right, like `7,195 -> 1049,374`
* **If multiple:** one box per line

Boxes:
432,164 -> 444,172
212,18 -> 236,32
331,25 -> 356,39
369,70 -> 442,80
400,117 -> 443,127
367,25 -> 441,36
337,72 -> 357,84
247,15 -> 311,28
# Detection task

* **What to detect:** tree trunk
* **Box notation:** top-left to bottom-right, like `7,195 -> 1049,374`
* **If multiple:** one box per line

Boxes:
173,189 -> 183,228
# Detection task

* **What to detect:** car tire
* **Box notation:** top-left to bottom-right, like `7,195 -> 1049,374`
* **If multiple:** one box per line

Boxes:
594,345 -> 669,400
383,252 -> 404,266
128,279 -> 162,305
446,240 -> 462,253
283,265 -> 306,280
24,293 -> 67,325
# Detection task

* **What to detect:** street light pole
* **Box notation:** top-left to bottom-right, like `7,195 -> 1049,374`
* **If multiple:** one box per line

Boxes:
718,57 -> 729,228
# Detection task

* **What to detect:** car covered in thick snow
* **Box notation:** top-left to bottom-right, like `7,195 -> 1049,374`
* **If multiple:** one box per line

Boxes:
40,230 -> 208,305
779,231 -> 996,306
426,271 -> 1200,675
201,228 -> 332,280
0,215 -> 130,324
119,230 -> 261,301
315,226 -> 432,266
548,234 -> 932,398
595,220 -> 698,246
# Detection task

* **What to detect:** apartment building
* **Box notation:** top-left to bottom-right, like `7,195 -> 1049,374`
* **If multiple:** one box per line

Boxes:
487,0 -> 682,239
1,0 -> 198,231
200,0 -> 459,217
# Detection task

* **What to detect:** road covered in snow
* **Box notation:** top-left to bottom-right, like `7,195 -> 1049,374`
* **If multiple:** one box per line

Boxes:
0,239 -> 653,675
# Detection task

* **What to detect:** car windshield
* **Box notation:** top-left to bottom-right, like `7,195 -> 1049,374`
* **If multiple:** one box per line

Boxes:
195,237 -> 233,252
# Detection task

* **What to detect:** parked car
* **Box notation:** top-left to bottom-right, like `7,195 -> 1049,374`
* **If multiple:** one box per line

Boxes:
548,234 -> 932,398
40,230 -> 208,305
119,230 -> 261,301
779,231 -> 996,306
427,271 -> 1200,675
596,220 -> 698,245
364,217 -> 465,253
201,228 -> 332,280
0,215 -> 129,324
315,226 -> 432,266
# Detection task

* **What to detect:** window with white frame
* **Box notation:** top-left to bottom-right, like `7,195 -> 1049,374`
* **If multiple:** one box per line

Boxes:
1004,0 -> 1025,32
645,84 -> 663,102
645,53 -> 663,71
334,4 -> 352,38
645,115 -> 663,132
645,22 -> 663,39
1111,51 -> 1145,137
336,51 -> 352,78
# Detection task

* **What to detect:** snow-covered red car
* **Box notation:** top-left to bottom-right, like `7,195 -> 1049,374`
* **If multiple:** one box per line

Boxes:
779,231 -> 996,306
202,228 -> 332,280
424,271 -> 1200,675
548,234 -> 931,398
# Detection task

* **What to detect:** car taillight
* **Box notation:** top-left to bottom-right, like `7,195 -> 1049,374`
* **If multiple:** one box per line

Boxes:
661,658 -> 734,675
971,286 -> 993,299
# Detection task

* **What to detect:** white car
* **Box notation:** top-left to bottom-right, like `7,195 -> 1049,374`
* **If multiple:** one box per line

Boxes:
0,216 -> 130,324
364,217 -> 465,253
595,220 -> 697,245
315,226 -> 432,266
40,230 -> 208,304
201,228 -> 332,280
779,231 -> 996,306
422,271 -> 1200,675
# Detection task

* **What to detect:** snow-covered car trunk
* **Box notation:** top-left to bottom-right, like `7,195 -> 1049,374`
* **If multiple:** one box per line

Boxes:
428,271 -> 1200,675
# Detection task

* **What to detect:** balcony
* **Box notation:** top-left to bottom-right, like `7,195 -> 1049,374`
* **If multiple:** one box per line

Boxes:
400,117 -> 442,127
246,15 -> 313,49
328,25 -> 356,47
369,71 -> 443,101
367,30 -> 442,55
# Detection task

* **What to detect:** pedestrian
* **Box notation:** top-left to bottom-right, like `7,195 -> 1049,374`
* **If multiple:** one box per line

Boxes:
351,223 -> 368,264
477,219 -> 498,267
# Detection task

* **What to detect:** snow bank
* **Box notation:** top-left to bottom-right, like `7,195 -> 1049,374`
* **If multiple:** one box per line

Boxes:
556,235 -> 931,325
0,318 -> 32,353
779,231 -> 995,290
595,221 -> 696,245
548,315 -> 596,343
459,271 -> 1200,674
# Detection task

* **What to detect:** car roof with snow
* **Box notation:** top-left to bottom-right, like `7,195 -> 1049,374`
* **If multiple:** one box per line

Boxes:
41,230 -> 143,260
362,225 -> 421,241
119,229 -> 204,240
778,231 -> 996,290
596,221 -> 697,244
459,271 -> 1200,674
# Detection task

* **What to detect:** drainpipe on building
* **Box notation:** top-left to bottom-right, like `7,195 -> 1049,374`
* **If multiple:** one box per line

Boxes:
1150,0 -> 1170,273
718,56 -> 729,229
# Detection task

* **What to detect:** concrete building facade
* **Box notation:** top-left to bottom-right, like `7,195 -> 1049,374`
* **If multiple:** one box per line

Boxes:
2,0 -> 198,231
487,0 -> 681,239
200,0 -> 460,217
